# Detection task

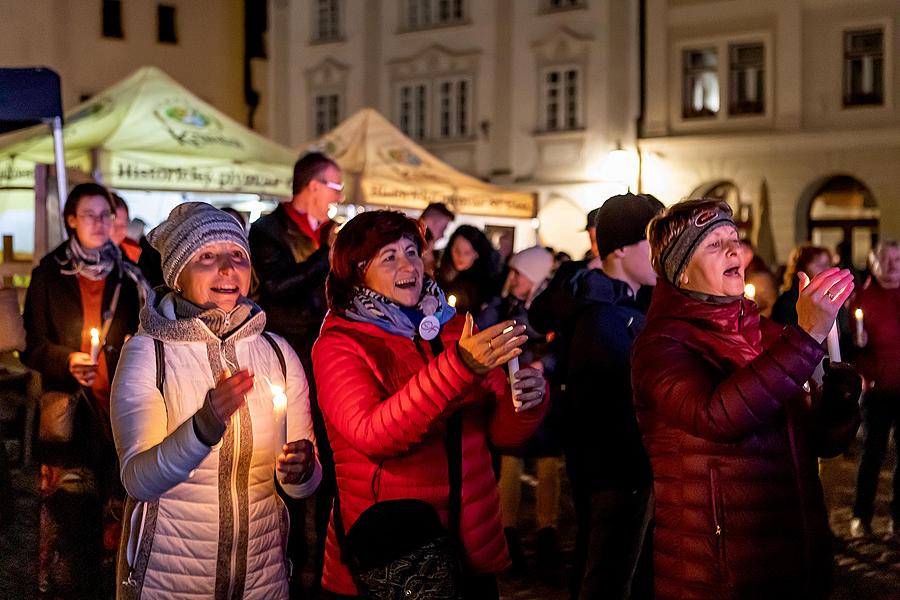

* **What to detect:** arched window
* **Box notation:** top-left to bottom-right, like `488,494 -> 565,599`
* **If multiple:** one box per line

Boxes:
806,175 -> 879,270
690,180 -> 753,239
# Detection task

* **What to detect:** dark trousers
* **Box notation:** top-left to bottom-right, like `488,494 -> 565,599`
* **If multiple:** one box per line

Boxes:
578,487 -> 654,600
853,389 -> 900,522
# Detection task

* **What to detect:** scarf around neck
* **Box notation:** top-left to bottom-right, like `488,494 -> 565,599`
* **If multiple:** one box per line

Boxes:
173,294 -> 254,338
61,236 -> 120,281
344,277 -> 456,339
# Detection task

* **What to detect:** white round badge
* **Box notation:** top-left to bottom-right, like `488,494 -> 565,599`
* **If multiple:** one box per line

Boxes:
418,315 -> 441,340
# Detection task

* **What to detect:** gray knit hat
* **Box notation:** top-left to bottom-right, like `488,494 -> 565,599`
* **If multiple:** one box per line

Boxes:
660,204 -> 735,286
147,202 -> 250,291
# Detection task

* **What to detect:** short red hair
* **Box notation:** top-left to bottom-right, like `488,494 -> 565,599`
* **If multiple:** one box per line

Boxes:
327,210 -> 426,311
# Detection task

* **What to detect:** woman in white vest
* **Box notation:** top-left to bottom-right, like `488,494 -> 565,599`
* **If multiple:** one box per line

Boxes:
111,202 -> 321,599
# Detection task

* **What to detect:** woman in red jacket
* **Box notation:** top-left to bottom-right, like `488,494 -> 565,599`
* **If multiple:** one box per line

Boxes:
632,198 -> 861,599
312,210 -> 547,599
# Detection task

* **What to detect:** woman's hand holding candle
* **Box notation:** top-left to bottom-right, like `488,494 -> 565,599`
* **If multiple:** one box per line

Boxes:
511,366 -> 545,412
277,439 -> 315,484
68,352 -> 98,387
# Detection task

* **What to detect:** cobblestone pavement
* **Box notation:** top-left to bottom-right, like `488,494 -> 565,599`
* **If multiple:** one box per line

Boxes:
1,441 -> 898,599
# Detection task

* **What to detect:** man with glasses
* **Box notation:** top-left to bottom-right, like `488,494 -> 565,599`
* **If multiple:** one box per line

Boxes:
249,151 -> 342,597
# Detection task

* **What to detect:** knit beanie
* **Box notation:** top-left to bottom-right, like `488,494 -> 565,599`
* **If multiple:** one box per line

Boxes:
594,193 -> 664,258
147,202 -> 251,291
660,204 -> 735,286
509,246 -> 554,286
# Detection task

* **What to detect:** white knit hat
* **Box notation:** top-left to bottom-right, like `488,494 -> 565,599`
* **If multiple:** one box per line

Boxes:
509,246 -> 554,286
147,202 -> 250,291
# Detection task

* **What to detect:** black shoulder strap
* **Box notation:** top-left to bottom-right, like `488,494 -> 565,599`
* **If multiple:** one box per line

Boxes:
333,334 -> 463,559
153,338 -> 165,394
261,331 -> 287,380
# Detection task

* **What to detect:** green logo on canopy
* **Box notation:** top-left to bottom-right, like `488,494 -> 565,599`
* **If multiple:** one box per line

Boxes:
160,104 -> 219,129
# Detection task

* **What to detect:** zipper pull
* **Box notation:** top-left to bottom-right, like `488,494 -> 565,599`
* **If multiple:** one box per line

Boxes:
715,524 -> 722,536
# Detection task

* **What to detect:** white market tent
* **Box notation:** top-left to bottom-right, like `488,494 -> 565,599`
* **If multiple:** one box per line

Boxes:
302,108 -> 536,220
0,66 -> 295,196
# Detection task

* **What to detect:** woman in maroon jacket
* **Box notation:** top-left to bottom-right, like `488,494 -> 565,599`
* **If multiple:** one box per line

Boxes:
312,210 -> 547,598
632,198 -> 861,599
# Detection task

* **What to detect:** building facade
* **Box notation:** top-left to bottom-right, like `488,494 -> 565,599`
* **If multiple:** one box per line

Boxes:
1,0 -> 251,128
641,0 -> 900,267
268,0 -> 641,257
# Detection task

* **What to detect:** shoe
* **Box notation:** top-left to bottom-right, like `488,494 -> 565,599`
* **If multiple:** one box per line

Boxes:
850,517 -> 873,538
504,527 -> 528,575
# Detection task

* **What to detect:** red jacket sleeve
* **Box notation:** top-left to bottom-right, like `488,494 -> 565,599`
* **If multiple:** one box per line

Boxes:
633,325 -> 825,443
313,331 -> 480,460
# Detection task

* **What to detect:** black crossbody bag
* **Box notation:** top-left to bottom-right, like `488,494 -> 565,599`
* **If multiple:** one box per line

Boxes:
332,335 -> 465,600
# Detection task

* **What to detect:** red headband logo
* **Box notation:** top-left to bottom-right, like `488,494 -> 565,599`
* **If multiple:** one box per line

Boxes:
694,209 -> 720,227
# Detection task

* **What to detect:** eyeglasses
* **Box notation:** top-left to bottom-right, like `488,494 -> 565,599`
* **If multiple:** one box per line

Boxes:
318,179 -> 344,192
76,211 -> 114,224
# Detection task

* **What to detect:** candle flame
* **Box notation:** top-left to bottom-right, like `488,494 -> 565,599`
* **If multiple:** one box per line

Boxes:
447,294 -> 457,308
744,283 -> 756,300
270,384 -> 287,409
855,308 -> 863,320
90,328 -> 100,343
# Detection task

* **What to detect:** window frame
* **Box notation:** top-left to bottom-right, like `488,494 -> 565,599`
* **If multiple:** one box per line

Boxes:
842,26 -> 885,108
728,42 -> 765,116
400,0 -> 468,33
672,32 -> 772,131
157,4 -> 178,45
311,0 -> 343,44
395,80 -> 432,141
434,76 -> 475,140
312,92 -> 343,137
537,64 -> 584,133
102,0 -> 124,39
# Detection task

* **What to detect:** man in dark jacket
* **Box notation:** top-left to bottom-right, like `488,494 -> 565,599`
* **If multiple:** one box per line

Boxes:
249,151 -> 343,596
564,193 -> 662,600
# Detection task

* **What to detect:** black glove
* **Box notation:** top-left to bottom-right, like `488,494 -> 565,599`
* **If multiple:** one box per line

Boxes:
820,360 -> 862,423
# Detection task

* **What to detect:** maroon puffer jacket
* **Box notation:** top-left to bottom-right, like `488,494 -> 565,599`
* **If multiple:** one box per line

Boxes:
632,281 -> 856,600
312,312 -> 547,596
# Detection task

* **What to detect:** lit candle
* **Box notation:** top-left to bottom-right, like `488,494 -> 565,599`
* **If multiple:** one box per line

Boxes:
271,384 -> 288,456
89,328 -> 100,363
854,308 -> 864,339
744,283 -> 756,301
447,294 -> 457,308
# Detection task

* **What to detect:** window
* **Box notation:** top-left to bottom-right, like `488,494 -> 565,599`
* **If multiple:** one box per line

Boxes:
683,48 -> 719,118
844,28 -> 884,107
541,67 -> 581,131
406,0 -> 465,30
314,94 -> 341,136
436,78 -> 471,138
398,83 -> 429,140
314,0 -> 340,42
729,43 -> 764,115
102,0 -> 123,39
158,4 -> 177,44
544,0 -> 585,10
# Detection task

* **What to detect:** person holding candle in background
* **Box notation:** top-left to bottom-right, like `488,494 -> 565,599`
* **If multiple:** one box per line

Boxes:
110,202 -> 320,599
849,240 -> 900,538
632,198 -> 862,599
312,210 -> 547,599
22,182 -> 144,598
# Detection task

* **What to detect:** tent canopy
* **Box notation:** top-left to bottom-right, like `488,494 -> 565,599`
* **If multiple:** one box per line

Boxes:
0,66 -> 295,196
303,109 -> 535,218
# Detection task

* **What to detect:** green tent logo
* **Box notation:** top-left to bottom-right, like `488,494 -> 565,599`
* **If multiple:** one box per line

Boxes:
158,103 -> 220,130
154,100 -> 243,149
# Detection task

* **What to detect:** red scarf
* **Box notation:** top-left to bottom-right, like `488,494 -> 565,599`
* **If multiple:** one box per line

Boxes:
284,204 -> 323,248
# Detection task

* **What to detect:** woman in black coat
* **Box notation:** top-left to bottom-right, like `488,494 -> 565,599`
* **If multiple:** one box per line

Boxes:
437,224 -> 502,319
22,182 -> 144,599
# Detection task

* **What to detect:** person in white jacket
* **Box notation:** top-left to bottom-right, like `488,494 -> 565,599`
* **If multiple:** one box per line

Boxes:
111,202 -> 321,599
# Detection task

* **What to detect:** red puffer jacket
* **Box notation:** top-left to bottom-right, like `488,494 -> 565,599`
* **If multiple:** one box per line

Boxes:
632,281 -> 856,600
312,312 -> 547,595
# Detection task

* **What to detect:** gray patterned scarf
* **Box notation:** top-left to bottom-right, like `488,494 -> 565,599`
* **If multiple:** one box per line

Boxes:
344,277 -> 456,338
61,236 -> 120,280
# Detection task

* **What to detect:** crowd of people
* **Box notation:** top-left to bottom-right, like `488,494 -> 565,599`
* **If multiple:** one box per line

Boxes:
16,150 -> 899,600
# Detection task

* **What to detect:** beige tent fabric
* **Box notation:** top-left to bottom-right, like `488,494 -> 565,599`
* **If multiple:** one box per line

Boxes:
302,109 -> 535,218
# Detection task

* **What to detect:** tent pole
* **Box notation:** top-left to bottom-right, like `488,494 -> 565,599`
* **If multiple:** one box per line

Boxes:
51,116 -> 68,239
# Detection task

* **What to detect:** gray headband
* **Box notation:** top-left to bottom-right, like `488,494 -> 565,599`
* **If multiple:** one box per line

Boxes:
661,208 -> 736,286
